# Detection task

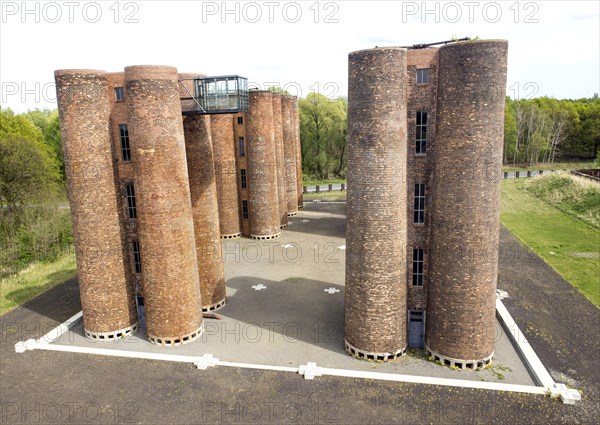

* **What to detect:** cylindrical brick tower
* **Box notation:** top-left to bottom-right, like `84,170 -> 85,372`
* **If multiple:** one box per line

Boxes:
125,65 -> 203,346
55,69 -> 138,340
271,92 -> 288,228
183,113 -> 227,311
344,48 -> 408,361
211,114 -> 241,239
247,90 -> 280,239
292,97 -> 304,209
179,73 -> 226,312
426,40 -> 508,369
281,95 -> 299,216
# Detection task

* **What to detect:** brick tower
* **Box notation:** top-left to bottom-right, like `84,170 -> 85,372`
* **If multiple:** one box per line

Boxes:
55,69 -> 138,340
125,65 -> 203,346
425,40 -> 508,369
247,90 -> 281,239
281,95 -> 299,216
344,48 -> 408,361
271,92 -> 288,228
211,114 -> 242,239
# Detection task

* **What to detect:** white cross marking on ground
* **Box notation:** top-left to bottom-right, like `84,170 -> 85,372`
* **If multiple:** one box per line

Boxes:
324,287 -> 340,294
252,284 -> 267,291
338,245 -> 346,250
282,243 -> 293,249
301,219 -> 310,223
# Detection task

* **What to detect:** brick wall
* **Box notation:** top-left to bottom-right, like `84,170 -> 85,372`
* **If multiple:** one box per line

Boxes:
55,69 -> 137,337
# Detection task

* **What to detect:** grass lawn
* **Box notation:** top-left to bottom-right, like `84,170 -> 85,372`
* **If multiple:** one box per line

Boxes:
502,161 -> 596,172
0,252 -> 77,315
303,191 -> 347,202
302,178 -> 346,186
501,179 -> 600,306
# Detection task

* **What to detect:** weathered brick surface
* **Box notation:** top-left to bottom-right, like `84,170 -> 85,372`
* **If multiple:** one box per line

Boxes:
183,114 -> 226,311
280,95 -> 299,215
106,72 -> 143,301
425,41 -> 508,362
233,112 -> 250,236
291,97 -> 304,208
210,114 -> 241,238
55,69 -> 137,336
345,48 -> 408,356
271,93 -> 288,227
125,65 -> 203,343
405,49 -> 439,311
247,91 -> 280,239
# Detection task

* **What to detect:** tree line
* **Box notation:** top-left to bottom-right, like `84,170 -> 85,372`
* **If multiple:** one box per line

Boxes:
1,94 -> 598,275
504,96 -> 600,167
0,108 -> 71,278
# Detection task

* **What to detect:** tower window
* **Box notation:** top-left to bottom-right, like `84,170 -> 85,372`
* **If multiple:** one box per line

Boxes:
125,183 -> 137,219
237,116 -> 244,125
132,240 -> 141,274
239,137 -> 245,157
414,183 -> 425,224
115,87 -> 125,102
119,124 -> 131,162
416,69 -> 430,84
412,248 -> 424,287
416,111 -> 428,154
242,200 -> 249,219
240,169 -> 247,189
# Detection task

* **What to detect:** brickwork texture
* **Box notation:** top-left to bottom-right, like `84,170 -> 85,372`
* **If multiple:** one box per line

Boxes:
55,69 -> 138,336
345,48 -> 408,357
425,40 -> 508,362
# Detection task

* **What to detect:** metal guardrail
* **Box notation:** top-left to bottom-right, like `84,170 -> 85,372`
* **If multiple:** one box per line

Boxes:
302,169 -> 579,193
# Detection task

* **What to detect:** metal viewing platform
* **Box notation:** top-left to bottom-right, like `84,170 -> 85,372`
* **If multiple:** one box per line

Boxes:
180,75 -> 248,115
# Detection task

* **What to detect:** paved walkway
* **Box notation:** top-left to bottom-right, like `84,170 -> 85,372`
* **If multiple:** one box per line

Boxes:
1,203 -> 598,424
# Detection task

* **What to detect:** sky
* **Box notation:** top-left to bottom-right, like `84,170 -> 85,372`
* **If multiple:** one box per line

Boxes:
1,0 -> 599,113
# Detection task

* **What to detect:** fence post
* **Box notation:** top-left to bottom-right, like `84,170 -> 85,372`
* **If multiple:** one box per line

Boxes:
328,184 -> 333,192
316,185 -> 320,193
527,171 -> 531,178
516,171 -> 520,178
341,183 -> 346,191
539,170 -> 543,176
503,172 -> 508,179
303,186 -> 307,194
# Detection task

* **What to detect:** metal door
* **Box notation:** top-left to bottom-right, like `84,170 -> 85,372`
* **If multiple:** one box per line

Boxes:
408,310 -> 425,348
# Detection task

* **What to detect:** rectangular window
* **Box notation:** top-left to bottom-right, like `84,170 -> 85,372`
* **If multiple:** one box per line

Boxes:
239,137 -> 245,157
242,200 -> 249,219
119,124 -> 131,162
237,116 -> 243,125
416,111 -> 428,154
115,87 -> 125,102
414,183 -> 425,224
416,69 -> 430,85
125,183 -> 137,219
132,241 -> 141,274
240,169 -> 247,189
412,248 -> 424,287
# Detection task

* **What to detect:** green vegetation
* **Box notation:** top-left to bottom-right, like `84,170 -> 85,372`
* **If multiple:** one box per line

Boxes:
523,174 -> 600,229
501,179 -> 600,306
303,178 -> 346,186
303,191 -> 347,202
299,93 -> 347,181
0,108 -> 72,281
0,251 -> 76,315
502,161 -> 595,172
504,96 -> 600,166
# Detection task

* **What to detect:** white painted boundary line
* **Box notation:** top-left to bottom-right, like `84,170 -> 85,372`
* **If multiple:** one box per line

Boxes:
14,305 -> 579,403
495,297 -> 581,404
495,298 -> 554,388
